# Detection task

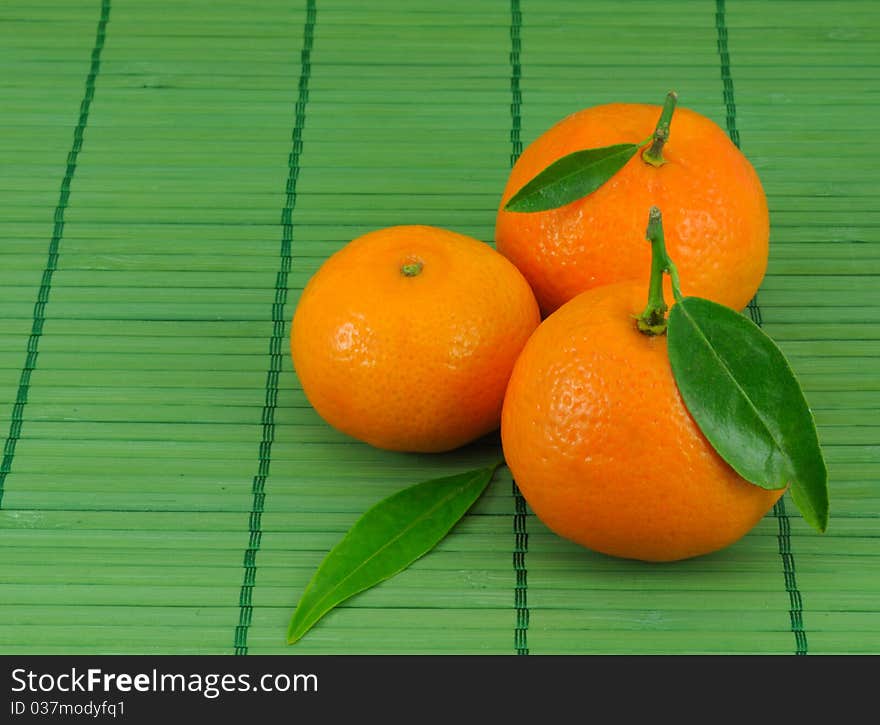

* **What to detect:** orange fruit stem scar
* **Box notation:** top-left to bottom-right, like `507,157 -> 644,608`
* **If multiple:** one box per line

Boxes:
400,261 -> 424,277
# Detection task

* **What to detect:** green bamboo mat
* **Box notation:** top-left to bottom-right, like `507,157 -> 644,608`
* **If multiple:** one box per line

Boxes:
1,0 -> 877,655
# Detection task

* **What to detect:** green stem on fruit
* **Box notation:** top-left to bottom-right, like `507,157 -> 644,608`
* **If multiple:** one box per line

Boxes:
401,261 -> 423,277
637,206 -> 683,336
642,90 -> 678,168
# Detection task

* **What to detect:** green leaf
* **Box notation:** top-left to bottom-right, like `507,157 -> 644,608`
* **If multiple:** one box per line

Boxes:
503,143 -> 640,212
667,297 -> 829,533
287,462 -> 501,645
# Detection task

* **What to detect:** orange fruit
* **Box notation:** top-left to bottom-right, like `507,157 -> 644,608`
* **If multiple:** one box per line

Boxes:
291,225 -> 541,453
500,281 -> 784,562
495,102 -> 769,316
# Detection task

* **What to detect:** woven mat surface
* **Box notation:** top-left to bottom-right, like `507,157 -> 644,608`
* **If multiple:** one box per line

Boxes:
1,0 -> 878,655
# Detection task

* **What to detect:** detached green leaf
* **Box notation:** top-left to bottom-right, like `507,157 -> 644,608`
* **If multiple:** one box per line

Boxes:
667,297 -> 829,533
287,462 -> 501,645
503,143 -> 640,212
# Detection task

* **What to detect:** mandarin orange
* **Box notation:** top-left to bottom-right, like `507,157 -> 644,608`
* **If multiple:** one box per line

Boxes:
291,225 -> 541,453
500,281 -> 783,562
495,100 -> 769,316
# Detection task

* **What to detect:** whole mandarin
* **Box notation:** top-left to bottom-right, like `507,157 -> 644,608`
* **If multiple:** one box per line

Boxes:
501,281 -> 783,562
292,225 -> 541,453
495,102 -> 769,316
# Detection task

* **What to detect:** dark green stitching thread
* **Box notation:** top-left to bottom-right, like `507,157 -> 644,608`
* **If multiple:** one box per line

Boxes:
715,0 -> 808,656
509,0 -> 530,657
0,0 -> 111,510
233,0 -> 316,656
